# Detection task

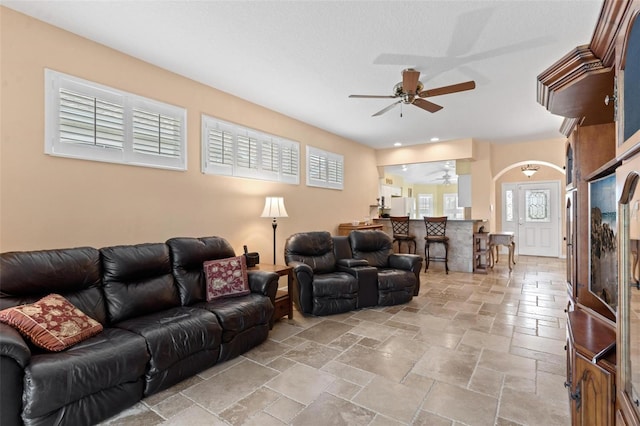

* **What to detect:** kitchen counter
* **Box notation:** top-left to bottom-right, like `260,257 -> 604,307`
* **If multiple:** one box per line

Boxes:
374,218 -> 488,273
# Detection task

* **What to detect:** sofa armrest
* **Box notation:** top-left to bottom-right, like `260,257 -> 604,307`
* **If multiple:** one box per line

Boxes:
389,253 -> 422,272
389,254 -> 423,296
0,323 -> 29,426
247,270 -> 279,303
287,261 -> 314,314
0,322 -> 31,368
337,258 -> 369,268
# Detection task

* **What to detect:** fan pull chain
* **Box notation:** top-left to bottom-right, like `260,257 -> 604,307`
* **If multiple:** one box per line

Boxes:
400,103 -> 403,118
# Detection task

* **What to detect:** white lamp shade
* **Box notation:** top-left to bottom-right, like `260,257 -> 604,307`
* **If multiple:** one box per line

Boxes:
261,197 -> 288,218
521,164 -> 539,178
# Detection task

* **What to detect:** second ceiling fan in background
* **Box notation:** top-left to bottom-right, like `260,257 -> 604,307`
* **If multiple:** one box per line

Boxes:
349,68 -> 475,117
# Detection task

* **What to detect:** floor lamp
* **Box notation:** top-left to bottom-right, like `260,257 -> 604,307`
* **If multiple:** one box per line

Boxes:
261,197 -> 288,264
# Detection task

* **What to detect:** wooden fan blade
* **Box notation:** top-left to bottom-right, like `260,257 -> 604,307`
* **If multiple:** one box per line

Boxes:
413,98 -> 443,113
419,81 -> 476,98
402,68 -> 421,94
349,94 -> 396,99
372,100 -> 401,117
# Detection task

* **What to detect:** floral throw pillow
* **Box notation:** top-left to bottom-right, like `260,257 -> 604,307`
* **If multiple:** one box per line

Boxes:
0,293 -> 103,352
203,255 -> 250,301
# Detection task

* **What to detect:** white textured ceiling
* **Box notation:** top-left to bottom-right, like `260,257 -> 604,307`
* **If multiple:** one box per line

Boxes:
4,0 -> 602,151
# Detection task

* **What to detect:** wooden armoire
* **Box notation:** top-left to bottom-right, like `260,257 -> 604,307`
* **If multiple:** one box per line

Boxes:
538,1 -> 640,425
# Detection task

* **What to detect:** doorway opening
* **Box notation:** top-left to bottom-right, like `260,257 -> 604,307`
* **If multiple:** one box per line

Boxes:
501,180 -> 561,257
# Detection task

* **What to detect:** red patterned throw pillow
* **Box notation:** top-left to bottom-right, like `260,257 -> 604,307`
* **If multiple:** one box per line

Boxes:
203,255 -> 250,301
0,293 -> 103,352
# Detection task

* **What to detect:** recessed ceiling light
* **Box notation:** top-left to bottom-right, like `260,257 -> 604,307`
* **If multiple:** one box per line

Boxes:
394,142 -> 402,147
430,137 -> 440,142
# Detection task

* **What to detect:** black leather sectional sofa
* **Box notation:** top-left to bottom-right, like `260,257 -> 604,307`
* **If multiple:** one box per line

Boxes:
0,236 -> 278,426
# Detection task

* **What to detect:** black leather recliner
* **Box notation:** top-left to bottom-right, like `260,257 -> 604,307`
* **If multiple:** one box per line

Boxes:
284,231 -> 359,316
101,242 -> 223,397
166,237 -> 277,362
0,247 -> 150,426
349,230 -> 422,305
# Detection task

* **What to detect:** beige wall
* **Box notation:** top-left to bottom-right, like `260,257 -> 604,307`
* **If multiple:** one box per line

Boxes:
0,7 -> 570,261
0,7 -> 379,262
491,138 -> 565,176
376,138 -> 474,166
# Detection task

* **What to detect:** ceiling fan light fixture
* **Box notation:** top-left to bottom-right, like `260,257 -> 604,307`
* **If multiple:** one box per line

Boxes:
349,69 -> 475,117
521,164 -> 540,178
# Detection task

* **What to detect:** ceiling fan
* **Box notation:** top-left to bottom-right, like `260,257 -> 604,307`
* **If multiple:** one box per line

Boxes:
437,170 -> 457,185
349,68 -> 475,117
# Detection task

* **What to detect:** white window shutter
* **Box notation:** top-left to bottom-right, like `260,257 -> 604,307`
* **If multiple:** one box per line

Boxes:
200,114 -> 300,184
306,146 -> 343,190
45,69 -> 187,171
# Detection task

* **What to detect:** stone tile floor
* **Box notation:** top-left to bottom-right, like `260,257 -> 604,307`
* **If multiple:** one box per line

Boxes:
101,255 -> 569,426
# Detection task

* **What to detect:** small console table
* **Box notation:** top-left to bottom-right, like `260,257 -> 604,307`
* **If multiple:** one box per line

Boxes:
337,223 -> 383,236
489,232 -> 516,271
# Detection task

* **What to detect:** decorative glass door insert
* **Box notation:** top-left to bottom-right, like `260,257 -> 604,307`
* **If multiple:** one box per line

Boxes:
525,189 -> 550,222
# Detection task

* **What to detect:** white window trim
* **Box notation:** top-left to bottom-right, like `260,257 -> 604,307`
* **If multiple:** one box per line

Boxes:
45,69 -> 187,171
306,145 -> 344,190
201,114 -> 300,185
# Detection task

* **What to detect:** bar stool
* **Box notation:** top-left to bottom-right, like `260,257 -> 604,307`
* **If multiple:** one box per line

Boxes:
423,216 -> 449,274
389,216 -> 416,254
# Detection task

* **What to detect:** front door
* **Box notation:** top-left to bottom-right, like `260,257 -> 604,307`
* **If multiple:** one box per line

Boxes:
517,181 -> 560,257
502,181 -> 561,257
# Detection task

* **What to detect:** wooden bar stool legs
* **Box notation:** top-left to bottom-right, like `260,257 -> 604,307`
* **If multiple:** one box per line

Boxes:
423,216 -> 449,274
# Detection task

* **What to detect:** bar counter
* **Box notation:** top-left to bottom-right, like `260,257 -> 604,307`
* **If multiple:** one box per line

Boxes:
373,218 -> 488,273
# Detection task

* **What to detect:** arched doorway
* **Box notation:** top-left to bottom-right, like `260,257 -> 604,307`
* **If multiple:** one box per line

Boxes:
494,161 -> 565,257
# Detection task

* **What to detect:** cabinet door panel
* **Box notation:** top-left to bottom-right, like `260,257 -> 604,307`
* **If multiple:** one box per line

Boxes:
575,354 -> 613,426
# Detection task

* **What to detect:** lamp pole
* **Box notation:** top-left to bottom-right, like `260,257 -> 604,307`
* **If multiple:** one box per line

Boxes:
271,218 -> 278,264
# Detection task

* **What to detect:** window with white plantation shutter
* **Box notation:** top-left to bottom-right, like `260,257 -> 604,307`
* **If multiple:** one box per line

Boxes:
306,146 -> 344,190
235,133 -> 259,177
132,109 -> 182,158
45,69 -> 186,170
280,142 -> 299,182
59,89 -> 124,150
261,139 -> 279,173
201,114 -> 299,184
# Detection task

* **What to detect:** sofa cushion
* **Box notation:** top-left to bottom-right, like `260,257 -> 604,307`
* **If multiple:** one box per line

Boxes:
312,272 -> 359,297
0,294 -> 103,352
377,269 -> 415,306
311,273 -> 358,316
284,231 -> 337,274
204,256 -> 250,301
115,306 -> 222,395
196,293 -> 273,343
22,327 -> 148,420
101,243 -> 180,324
349,230 -> 394,268
0,247 -> 106,324
167,237 -> 237,306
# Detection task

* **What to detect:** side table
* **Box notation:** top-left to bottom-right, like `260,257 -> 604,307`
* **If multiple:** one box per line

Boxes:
488,232 -> 516,271
473,232 -> 490,274
249,263 -> 293,323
